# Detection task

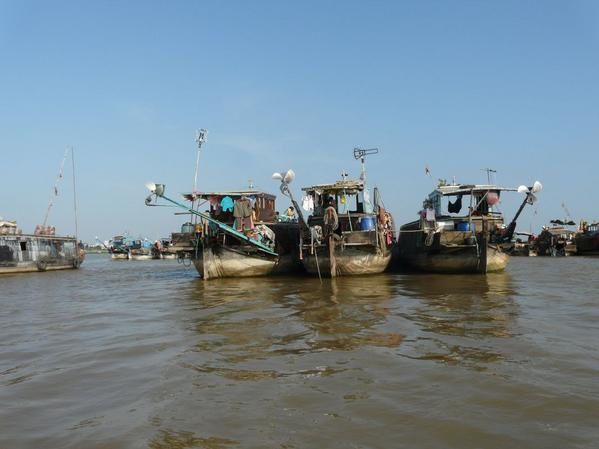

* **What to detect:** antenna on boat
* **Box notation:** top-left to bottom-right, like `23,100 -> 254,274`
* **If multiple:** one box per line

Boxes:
353,147 -> 378,183
193,128 -> 207,197
481,167 -> 497,184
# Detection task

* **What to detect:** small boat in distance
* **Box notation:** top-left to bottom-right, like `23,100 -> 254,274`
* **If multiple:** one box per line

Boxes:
398,179 -> 542,274
534,220 -> 577,256
108,235 -> 130,260
129,239 -> 154,260
153,238 -> 177,259
274,148 -> 395,277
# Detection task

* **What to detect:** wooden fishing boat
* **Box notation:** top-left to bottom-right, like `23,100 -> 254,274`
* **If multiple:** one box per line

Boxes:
298,181 -> 395,277
398,180 -> 542,274
152,238 -> 177,259
108,235 -> 130,260
505,232 -> 535,257
274,148 -> 395,277
145,184 -> 300,279
533,220 -> 577,256
0,221 -> 84,274
128,239 -> 154,260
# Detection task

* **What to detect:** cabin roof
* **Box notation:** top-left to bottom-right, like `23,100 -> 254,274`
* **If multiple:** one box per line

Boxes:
181,190 -> 276,201
0,220 -> 17,227
434,184 -> 517,196
301,179 -> 364,194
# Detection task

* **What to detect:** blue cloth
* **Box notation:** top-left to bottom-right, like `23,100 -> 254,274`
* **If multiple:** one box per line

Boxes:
220,196 -> 234,212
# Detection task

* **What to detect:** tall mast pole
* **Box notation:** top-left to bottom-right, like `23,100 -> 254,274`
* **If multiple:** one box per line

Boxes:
71,146 -> 80,262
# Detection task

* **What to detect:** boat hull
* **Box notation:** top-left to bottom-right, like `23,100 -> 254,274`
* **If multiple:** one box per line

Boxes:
193,245 -> 278,280
399,245 -> 508,273
302,249 -> 391,277
398,226 -> 508,274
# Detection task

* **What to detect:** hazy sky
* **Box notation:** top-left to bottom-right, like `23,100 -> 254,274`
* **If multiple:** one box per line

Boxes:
2,0 -> 598,242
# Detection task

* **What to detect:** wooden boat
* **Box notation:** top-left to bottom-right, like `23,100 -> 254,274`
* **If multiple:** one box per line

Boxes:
505,232 -> 535,256
574,221 -> 599,255
533,220 -> 577,256
274,148 -> 395,277
398,181 -> 542,274
145,184 -> 300,279
152,238 -> 177,259
0,221 -> 84,274
297,181 -> 395,277
129,239 -> 154,260
108,235 -> 130,260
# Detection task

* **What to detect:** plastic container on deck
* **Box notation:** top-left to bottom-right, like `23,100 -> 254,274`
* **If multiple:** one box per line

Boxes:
360,216 -> 376,230
456,222 -> 475,232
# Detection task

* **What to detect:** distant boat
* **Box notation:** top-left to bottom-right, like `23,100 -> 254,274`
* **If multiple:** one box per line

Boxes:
505,232 -> 535,257
398,180 -> 542,274
0,220 -> 84,274
153,238 -> 176,259
129,239 -> 154,260
574,220 -> 599,255
108,235 -> 130,260
145,184 -> 300,279
534,220 -> 577,256
275,148 -> 395,277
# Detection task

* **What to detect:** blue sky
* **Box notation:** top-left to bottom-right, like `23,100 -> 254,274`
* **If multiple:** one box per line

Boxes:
1,0 -> 598,242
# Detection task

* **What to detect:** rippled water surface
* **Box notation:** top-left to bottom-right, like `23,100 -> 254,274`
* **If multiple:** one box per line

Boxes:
1,254 -> 598,448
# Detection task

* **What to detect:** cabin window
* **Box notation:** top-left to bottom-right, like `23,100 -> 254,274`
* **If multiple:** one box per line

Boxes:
20,241 -> 27,251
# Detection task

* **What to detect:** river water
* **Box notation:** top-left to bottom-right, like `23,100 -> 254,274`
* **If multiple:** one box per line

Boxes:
1,254 -> 598,449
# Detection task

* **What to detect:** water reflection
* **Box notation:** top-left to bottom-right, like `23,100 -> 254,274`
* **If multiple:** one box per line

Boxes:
397,272 -> 519,370
180,275 -> 404,380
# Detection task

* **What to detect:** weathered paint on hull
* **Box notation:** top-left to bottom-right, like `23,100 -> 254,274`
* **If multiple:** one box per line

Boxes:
401,246 -> 508,274
303,248 -> 391,277
193,246 -> 278,280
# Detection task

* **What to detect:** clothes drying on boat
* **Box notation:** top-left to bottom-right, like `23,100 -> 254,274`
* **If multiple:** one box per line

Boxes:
220,196 -> 234,212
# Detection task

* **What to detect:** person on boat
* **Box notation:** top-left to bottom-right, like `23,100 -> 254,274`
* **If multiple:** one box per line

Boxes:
233,196 -> 254,234
285,206 -> 296,222
323,198 -> 339,236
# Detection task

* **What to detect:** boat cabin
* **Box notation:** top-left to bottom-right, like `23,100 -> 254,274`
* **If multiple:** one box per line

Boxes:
301,179 -> 387,234
423,184 -> 516,234
182,190 -> 277,226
